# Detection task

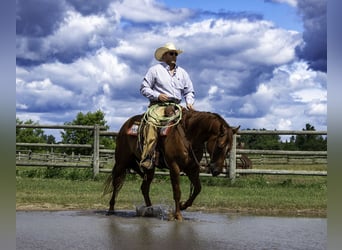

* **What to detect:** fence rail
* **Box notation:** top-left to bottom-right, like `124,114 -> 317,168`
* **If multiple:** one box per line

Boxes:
237,149 -> 326,156
16,124 -> 327,179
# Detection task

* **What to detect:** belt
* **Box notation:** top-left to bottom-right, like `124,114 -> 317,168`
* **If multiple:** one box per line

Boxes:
149,98 -> 181,106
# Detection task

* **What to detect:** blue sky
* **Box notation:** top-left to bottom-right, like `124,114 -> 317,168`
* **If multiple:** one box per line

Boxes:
16,0 -> 327,140
161,0 -> 302,31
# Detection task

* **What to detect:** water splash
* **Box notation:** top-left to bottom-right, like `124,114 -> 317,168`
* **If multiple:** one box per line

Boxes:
135,204 -> 173,220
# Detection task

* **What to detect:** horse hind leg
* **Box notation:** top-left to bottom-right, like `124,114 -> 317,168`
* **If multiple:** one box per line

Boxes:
107,163 -> 127,215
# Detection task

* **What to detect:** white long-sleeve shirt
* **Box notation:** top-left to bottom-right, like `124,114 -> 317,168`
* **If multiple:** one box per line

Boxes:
140,62 -> 195,105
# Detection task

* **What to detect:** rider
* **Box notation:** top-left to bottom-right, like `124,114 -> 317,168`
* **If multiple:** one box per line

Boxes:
140,42 -> 195,169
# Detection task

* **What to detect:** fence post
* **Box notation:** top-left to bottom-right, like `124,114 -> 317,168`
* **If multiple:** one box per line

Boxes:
229,133 -> 237,182
93,124 -> 100,177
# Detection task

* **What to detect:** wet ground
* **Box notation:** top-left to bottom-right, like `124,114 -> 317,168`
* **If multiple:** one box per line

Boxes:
16,209 -> 326,250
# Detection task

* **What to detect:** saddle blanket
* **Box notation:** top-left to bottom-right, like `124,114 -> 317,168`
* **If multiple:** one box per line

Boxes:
127,123 -> 139,135
126,122 -> 171,136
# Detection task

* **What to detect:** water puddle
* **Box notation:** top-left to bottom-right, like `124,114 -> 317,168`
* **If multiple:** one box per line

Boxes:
17,210 -> 326,250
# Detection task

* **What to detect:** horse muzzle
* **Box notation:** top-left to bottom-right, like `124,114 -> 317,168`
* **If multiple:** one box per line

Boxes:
208,163 -> 222,177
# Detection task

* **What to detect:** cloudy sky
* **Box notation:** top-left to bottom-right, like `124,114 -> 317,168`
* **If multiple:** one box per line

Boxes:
16,0 -> 327,139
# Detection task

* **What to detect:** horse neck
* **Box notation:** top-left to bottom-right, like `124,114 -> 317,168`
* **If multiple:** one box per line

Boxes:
185,111 -> 218,143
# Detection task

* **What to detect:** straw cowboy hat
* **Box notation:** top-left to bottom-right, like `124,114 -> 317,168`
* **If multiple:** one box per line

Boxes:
154,42 -> 183,61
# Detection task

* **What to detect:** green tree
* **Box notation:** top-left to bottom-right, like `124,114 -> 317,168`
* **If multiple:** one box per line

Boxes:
239,128 -> 281,150
60,110 -> 115,154
280,135 -> 298,150
295,123 -> 327,151
16,118 -> 56,151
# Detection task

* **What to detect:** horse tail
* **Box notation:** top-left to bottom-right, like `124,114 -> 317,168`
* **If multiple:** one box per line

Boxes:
102,174 -> 113,196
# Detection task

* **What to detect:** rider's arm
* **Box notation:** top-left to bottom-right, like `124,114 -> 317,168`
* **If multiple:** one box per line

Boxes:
140,68 -> 159,101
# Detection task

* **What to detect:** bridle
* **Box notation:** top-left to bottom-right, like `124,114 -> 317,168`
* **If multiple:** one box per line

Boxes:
204,120 -> 230,167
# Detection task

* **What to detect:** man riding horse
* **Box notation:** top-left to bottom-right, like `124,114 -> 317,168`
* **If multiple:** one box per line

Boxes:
105,43 -> 239,220
139,42 -> 195,169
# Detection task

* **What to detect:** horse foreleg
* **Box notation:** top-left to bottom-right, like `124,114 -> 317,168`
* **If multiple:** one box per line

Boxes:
140,169 -> 155,207
169,166 -> 183,221
180,170 -> 201,210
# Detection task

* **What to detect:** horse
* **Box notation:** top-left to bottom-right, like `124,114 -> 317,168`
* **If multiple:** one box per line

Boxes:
104,109 -> 239,221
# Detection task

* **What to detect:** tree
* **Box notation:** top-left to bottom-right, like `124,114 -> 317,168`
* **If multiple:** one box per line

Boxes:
281,136 -> 298,150
239,128 -> 281,150
295,123 -> 327,151
60,110 -> 115,154
16,118 -> 56,151
239,124 -> 327,151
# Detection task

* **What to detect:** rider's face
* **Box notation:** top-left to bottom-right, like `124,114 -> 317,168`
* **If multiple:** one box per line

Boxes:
163,51 -> 178,66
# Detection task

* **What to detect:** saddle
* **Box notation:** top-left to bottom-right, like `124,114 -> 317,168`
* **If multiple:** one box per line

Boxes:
126,104 -> 179,137
127,104 -> 183,168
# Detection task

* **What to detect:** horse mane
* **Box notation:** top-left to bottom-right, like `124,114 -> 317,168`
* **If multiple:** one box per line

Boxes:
183,110 -> 230,128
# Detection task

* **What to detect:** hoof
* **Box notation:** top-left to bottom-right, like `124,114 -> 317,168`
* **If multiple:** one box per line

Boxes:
180,201 -> 189,210
175,215 -> 183,222
174,212 -> 183,222
167,213 -> 183,221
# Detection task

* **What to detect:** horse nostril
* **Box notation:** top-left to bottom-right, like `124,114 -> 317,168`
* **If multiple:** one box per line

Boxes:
211,169 -> 221,177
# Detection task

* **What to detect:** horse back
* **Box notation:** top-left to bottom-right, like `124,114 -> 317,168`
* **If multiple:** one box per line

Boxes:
115,114 -> 143,160
119,114 -> 143,133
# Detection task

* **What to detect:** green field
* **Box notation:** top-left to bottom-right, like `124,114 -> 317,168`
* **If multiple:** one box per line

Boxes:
16,167 -> 327,217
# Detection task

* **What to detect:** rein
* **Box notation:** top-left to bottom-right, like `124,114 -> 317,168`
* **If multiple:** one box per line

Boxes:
201,116 -> 228,168
203,138 -> 219,166
206,118 -> 220,164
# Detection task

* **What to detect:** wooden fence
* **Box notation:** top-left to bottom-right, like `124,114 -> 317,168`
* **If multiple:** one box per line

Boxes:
232,130 -> 327,180
16,124 -> 327,179
16,124 -> 111,177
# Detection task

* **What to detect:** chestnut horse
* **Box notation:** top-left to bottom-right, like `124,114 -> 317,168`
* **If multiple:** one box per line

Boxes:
104,109 -> 239,221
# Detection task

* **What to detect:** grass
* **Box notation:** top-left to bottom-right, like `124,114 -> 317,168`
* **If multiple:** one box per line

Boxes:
16,167 -> 327,217
252,163 -> 326,171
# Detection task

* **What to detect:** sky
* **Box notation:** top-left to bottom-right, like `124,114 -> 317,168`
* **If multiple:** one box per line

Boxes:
16,0 -> 327,140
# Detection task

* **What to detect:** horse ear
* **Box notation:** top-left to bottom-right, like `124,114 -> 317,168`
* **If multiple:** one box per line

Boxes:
232,125 -> 240,134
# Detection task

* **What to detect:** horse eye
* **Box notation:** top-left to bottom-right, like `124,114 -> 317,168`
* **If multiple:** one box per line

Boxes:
217,133 -> 227,148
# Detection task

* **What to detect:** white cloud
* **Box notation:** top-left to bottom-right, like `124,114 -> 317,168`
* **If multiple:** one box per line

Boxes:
109,0 -> 193,23
270,0 -> 298,7
208,85 -> 218,95
239,103 -> 257,116
16,77 -> 75,111
291,88 -> 326,103
19,47 -> 137,91
277,118 -> 292,130
240,29 -> 300,65
16,10 -> 115,61
52,11 -> 109,46
305,102 -> 327,116
243,61 -> 326,129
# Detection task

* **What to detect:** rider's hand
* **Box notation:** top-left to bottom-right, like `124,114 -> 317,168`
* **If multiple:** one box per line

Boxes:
158,94 -> 169,102
186,103 -> 195,111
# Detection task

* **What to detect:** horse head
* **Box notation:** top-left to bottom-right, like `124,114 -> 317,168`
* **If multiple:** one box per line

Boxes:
206,116 -> 240,176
